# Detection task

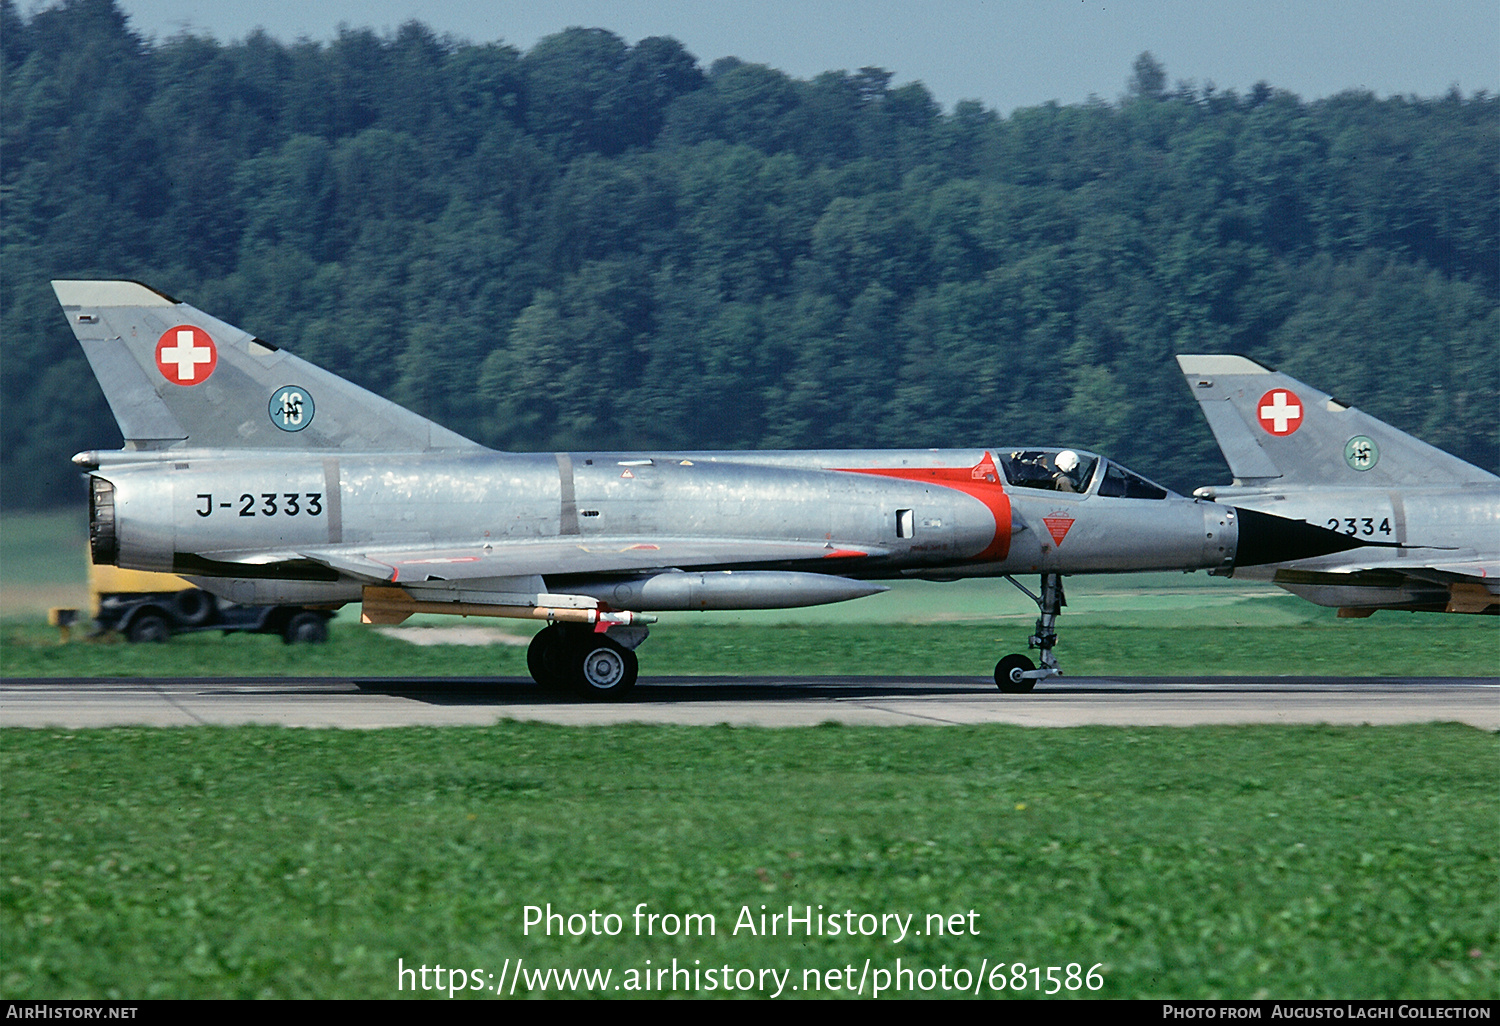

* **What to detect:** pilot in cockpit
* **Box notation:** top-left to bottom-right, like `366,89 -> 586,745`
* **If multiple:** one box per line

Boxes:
1053,449 -> 1086,492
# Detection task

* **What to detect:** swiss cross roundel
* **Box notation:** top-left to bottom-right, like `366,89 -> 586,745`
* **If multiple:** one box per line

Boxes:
1255,388 -> 1303,436
154,325 -> 217,385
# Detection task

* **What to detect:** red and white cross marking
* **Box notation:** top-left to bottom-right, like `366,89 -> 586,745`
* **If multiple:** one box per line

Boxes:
155,325 -> 217,385
1256,388 -> 1303,436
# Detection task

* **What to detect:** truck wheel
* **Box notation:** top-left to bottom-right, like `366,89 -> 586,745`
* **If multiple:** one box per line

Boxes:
126,613 -> 170,643
173,589 -> 215,626
281,611 -> 329,645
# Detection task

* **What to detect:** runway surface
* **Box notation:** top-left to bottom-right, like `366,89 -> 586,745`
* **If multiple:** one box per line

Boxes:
2,675 -> 1496,728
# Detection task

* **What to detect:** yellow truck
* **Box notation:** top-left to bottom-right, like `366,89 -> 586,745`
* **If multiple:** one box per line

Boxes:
88,562 -> 333,643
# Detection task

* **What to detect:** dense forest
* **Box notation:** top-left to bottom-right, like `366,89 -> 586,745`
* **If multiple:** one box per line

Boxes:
3,0 -> 1496,509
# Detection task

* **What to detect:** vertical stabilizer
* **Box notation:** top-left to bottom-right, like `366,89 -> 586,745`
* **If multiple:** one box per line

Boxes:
1176,354 -> 1494,488
53,280 -> 484,454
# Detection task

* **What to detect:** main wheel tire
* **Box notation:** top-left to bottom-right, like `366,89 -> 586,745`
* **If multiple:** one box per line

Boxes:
126,612 -> 170,643
571,636 -> 638,699
281,611 -> 329,645
527,625 -> 569,689
995,653 -> 1036,693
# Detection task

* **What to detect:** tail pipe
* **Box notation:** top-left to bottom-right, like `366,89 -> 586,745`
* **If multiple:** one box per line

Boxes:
89,476 -> 118,566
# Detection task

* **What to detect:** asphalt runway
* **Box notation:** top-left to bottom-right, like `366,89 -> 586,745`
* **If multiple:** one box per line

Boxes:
2,675 -> 1495,729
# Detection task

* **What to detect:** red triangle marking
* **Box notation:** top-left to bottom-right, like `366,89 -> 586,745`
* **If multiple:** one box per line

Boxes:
1042,515 -> 1074,546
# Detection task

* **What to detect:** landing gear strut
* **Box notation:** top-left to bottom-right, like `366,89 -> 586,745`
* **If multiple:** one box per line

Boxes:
996,573 -> 1066,693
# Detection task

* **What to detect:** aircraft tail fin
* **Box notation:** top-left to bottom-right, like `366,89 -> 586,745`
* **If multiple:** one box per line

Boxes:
1176,355 -> 1495,489
52,280 -> 484,454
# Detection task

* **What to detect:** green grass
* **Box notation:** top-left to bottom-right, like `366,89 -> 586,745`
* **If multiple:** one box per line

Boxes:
0,508 -> 88,589
2,723 -> 1494,999
4,610 -> 1497,679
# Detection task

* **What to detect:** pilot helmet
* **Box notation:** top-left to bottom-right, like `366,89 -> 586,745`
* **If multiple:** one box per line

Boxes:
1055,450 -> 1080,473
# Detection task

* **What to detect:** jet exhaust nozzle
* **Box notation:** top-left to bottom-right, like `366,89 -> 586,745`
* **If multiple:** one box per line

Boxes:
88,476 -> 118,566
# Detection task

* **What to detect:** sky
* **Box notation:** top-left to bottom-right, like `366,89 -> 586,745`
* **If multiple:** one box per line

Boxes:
88,0 -> 1500,115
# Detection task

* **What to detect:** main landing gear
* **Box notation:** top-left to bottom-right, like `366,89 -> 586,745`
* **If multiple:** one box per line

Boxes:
996,573 -> 1066,693
527,623 -> 643,699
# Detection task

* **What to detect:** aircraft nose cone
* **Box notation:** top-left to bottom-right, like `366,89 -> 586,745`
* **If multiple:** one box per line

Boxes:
1231,506 -> 1386,567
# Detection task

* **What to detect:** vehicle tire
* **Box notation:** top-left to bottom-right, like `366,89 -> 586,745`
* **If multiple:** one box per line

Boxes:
172,588 -> 215,627
995,653 -> 1036,693
281,611 -> 329,645
126,612 -> 170,643
570,636 -> 638,700
526,625 -> 569,689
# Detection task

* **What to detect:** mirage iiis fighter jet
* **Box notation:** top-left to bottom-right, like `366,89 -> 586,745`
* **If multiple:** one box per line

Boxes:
1177,354 -> 1499,616
55,281 -> 1371,697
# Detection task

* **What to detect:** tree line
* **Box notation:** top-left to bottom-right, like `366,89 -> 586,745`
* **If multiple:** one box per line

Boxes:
3,0 -> 1495,508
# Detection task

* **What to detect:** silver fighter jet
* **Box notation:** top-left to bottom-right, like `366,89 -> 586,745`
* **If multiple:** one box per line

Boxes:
1177,354 -> 1498,616
54,280 -> 1375,697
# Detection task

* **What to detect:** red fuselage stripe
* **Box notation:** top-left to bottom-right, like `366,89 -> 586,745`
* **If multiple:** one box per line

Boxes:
832,464 -> 1013,562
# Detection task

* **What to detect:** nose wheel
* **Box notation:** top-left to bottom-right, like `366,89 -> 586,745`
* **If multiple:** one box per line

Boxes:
995,653 -> 1037,693
996,573 -> 1065,693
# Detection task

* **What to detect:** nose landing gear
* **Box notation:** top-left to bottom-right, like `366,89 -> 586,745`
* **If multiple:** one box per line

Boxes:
996,573 -> 1065,693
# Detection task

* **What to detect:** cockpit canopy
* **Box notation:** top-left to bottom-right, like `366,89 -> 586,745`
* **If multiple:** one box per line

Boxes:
1000,449 -> 1171,500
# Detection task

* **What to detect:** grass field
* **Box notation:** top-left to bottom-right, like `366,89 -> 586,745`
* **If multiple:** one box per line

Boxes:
2,723 -> 1494,999
0,508 -> 91,617
5,614 -> 1498,680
